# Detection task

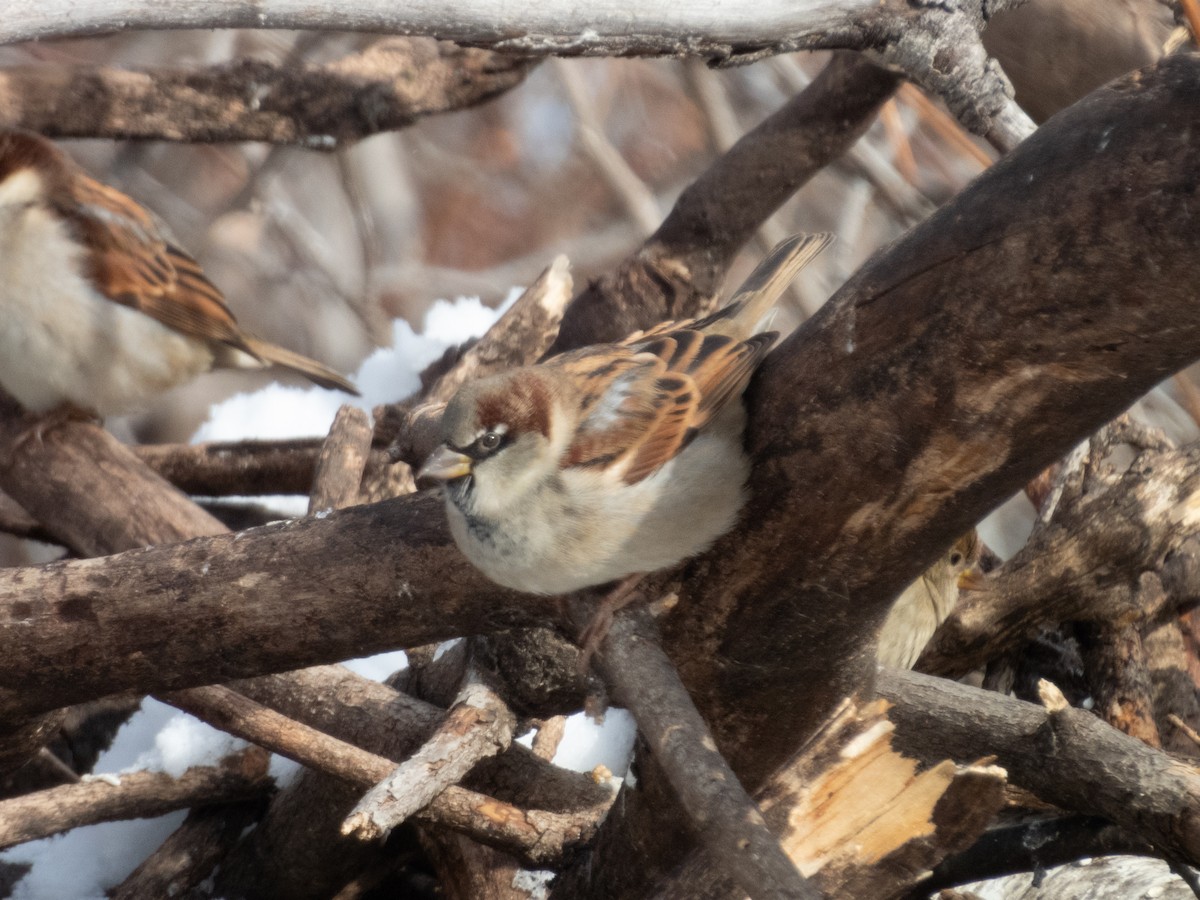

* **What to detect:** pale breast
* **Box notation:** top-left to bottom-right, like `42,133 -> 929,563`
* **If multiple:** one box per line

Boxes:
0,201 -> 214,415
446,426 -> 750,594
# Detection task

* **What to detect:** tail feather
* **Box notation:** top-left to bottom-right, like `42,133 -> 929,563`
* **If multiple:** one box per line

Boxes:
235,335 -> 360,395
717,232 -> 833,338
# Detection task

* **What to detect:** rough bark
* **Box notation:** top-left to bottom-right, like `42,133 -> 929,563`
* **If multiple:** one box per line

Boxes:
0,748 -> 270,850
0,39 -> 535,147
134,439 -> 329,498
667,53 -> 1200,783
342,665 -> 517,842
0,398 -> 227,557
107,800 -> 268,900
880,668 -> 1200,868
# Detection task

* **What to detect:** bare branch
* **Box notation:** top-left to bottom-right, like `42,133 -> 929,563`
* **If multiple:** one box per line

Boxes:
919,445 -> 1200,677
643,699 -> 1006,900
108,801 -> 267,900
159,684 -> 599,866
549,53 -> 901,354
0,748 -> 270,850
880,668 -> 1200,868
912,815 -> 1157,897
0,39 -> 535,147
309,405 -> 373,515
590,604 -> 820,900
134,438 -> 329,497
0,398 -> 227,556
342,663 -> 517,842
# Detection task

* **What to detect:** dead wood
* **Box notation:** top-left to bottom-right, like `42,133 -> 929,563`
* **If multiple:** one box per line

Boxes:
417,834 -> 531,900
158,683 -> 598,867
919,442 -> 1200,678
589,603 -> 819,900
555,55 -> 1200,897
0,396 -> 227,556
0,747 -> 270,850
134,438 -> 331,497
215,664 -> 610,897
0,39 -> 534,146
648,698 -> 1006,900
342,662 -> 517,842
107,799 -> 268,900
0,58 -> 1196,799
879,668 -> 1200,868
910,815 -> 1157,897
308,405 -> 373,514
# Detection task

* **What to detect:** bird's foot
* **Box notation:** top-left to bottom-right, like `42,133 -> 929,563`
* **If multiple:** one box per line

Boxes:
10,403 -> 99,457
575,573 -> 646,673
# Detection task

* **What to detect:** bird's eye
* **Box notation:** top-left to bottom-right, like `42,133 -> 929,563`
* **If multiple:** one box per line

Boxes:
949,552 -> 963,566
479,431 -> 502,452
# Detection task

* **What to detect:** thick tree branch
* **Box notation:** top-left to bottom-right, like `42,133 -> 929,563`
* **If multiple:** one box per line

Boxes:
0,39 -> 535,146
920,443 -> 1200,678
910,815 -> 1157,897
555,54 -> 1200,897
880,668 -> 1200,868
665,53 -> 1200,783
0,397 -> 227,556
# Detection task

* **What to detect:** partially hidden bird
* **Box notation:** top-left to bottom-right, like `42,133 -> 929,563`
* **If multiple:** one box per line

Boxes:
418,232 -> 832,601
876,530 -> 983,670
0,129 -> 357,420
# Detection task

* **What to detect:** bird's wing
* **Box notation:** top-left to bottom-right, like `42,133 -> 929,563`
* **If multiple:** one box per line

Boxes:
557,323 -> 773,484
58,173 -> 252,353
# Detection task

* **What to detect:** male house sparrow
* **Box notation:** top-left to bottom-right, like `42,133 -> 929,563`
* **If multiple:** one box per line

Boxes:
876,530 -> 982,670
418,232 -> 832,596
0,130 -> 356,419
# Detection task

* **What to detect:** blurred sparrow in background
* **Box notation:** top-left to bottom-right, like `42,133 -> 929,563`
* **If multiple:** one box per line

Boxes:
0,130 -> 357,421
418,233 -> 831,601
876,530 -> 983,669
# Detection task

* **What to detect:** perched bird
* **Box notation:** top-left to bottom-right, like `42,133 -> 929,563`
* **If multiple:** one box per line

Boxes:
418,232 -> 831,597
0,130 -> 356,420
876,531 -> 982,670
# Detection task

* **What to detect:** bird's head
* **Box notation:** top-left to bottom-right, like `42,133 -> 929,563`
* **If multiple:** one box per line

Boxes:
418,370 -> 563,518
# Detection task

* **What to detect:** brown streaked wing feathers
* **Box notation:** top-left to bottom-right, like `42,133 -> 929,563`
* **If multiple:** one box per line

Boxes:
57,172 -> 252,353
562,324 -> 772,485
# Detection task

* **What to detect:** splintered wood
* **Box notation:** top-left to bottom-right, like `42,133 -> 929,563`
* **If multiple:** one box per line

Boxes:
762,699 -> 1005,899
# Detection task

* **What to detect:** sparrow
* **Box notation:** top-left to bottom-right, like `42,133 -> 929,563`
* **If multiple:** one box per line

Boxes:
876,530 -> 982,670
418,232 -> 832,598
0,129 -> 357,420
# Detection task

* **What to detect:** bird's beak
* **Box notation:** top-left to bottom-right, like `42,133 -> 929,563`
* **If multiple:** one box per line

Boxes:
957,568 -> 987,592
416,445 -> 473,486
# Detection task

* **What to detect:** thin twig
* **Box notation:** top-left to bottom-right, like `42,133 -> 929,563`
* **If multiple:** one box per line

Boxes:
158,685 -> 597,865
342,662 -> 516,841
555,59 -> 661,234
1181,0 -> 1200,47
